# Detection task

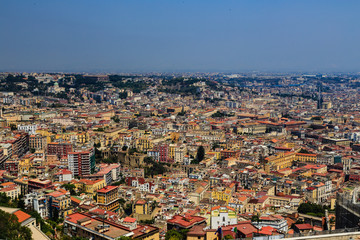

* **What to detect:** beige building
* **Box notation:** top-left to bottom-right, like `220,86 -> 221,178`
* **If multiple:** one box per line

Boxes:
29,134 -> 47,150
0,182 -> 21,200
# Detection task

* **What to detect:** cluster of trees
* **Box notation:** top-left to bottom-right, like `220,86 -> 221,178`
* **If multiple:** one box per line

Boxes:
158,77 -> 204,96
298,202 -> 329,217
298,148 -> 312,154
144,157 -> 167,178
311,116 -> 322,121
111,115 -> 120,123
177,108 -> 186,116
191,146 -> 205,164
118,197 -> 133,216
61,183 -> 77,195
139,219 -> 155,224
94,146 -> 103,163
212,142 -> 221,150
211,111 -> 234,118
0,192 -> 25,209
0,75 -> 75,101
118,91 -> 128,99
0,192 -> 63,239
274,93 -> 317,101
0,209 -> 32,240
204,97 -> 221,104
94,127 -> 105,132
159,86 -> 199,96
0,74 -> 52,94
28,209 -> 64,238
73,75 -> 104,92
165,229 -> 189,240
94,143 -> 120,164
129,119 -> 138,129
111,177 -> 126,186
109,75 -> 149,93
49,103 -> 65,108
102,155 -> 119,164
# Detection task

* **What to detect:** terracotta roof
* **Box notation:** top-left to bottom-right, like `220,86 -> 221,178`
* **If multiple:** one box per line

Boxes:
55,169 -> 72,175
97,186 -> 118,193
1,182 -> 16,187
71,196 -> 81,204
187,225 -> 206,236
123,217 -> 136,223
46,191 -> 65,198
13,210 -> 31,223
231,223 -> 257,235
295,223 -> 313,230
258,226 -> 274,235
0,187 -> 18,192
167,215 -> 206,228
136,200 -> 146,205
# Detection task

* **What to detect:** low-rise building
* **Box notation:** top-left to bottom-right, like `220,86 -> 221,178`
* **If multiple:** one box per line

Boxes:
64,212 -> 160,240
210,206 -> 237,229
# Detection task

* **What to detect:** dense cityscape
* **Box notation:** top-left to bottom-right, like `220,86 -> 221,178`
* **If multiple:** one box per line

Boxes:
0,72 -> 360,239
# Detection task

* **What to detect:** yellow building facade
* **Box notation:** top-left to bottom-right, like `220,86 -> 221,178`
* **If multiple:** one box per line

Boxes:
266,152 -> 296,171
295,153 -> 317,163
136,137 -> 153,152
97,186 -> 120,212
211,188 -> 232,204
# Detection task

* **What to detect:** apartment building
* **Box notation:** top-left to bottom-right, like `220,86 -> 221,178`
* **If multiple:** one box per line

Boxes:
97,186 -> 120,212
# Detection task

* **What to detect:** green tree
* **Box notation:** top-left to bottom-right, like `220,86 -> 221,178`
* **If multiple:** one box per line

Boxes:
0,192 -> 14,207
212,142 -> 220,150
111,115 -> 120,123
140,219 -> 155,224
61,183 -> 77,195
0,209 -> 32,240
311,116 -> 322,121
143,158 -> 167,178
17,195 -> 25,209
195,146 -> 205,163
224,234 -> 234,239
211,111 -> 225,118
251,214 -> 260,222
177,107 -> 186,116
165,229 -> 184,240
122,145 -> 128,151
51,207 -> 59,222
10,124 -> 17,131
298,202 -> 326,217
128,120 -> 138,129
117,236 -> 132,240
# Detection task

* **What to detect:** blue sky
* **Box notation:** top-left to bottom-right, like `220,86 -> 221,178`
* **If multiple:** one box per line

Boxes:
0,0 -> 359,73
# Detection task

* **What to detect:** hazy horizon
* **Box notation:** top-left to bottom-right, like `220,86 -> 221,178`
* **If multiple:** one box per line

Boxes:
1,0 -> 359,73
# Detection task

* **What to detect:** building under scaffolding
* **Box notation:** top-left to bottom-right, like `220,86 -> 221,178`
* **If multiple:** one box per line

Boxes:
336,190 -> 360,229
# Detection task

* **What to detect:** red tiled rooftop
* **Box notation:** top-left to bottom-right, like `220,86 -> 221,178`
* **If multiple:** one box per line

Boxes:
136,200 -> 146,205
97,186 -> 118,193
167,215 -> 206,228
123,217 -> 136,223
13,210 -> 31,223
66,212 -> 88,224
46,191 -> 65,198
295,223 -> 313,230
